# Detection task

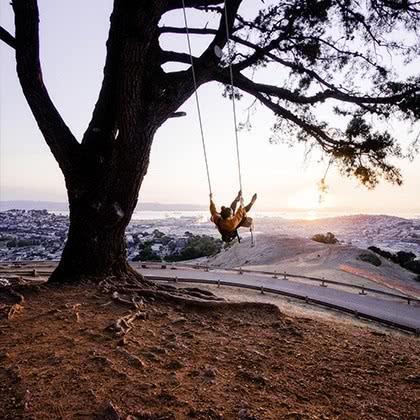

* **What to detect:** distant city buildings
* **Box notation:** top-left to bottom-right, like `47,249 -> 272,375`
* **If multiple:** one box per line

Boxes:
1,210 -> 419,262
0,210 -> 219,262
0,210 -> 68,261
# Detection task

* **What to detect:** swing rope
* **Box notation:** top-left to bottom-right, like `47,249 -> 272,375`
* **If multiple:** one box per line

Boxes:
181,0 -> 212,195
181,1 -> 254,246
222,0 -> 243,195
221,3 -> 255,246
181,0 -> 243,196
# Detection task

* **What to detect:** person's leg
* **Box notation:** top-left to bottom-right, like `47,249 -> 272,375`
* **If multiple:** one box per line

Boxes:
238,216 -> 253,228
244,202 -> 253,212
244,193 -> 257,212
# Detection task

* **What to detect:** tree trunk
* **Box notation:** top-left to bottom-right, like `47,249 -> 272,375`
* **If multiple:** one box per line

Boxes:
49,129 -> 154,283
50,203 -> 131,282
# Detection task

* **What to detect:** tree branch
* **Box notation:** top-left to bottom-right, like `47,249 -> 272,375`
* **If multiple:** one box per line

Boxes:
160,26 -> 341,92
12,0 -> 79,171
164,0 -> 224,12
157,0 -> 243,120
169,111 -> 187,118
252,92 -> 337,150
81,3 -> 122,149
199,0 -> 242,56
217,70 -> 419,108
160,0 -> 242,68
160,50 -> 196,65
159,26 -> 218,36
159,27 -> 342,93
0,26 -> 16,49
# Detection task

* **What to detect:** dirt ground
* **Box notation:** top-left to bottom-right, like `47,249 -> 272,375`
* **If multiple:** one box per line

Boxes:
0,282 -> 419,420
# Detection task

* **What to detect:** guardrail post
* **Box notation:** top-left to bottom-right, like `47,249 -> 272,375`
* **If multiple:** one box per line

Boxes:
217,279 -> 221,288
174,276 -> 178,283
354,310 -> 359,318
260,286 -> 264,294
359,286 -> 367,296
305,296 -> 309,303
239,267 -> 243,275
31,269 -> 37,277
272,271 -> 278,279
320,278 -> 327,287
283,272 -> 287,280
407,298 -> 411,305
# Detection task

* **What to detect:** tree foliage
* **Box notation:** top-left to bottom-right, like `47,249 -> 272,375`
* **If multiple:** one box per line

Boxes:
166,234 -> 223,261
162,0 -> 420,187
1,0 -> 418,189
312,231 -> 339,244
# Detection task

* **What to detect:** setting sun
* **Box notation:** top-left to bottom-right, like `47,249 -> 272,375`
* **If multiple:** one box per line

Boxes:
286,186 -> 334,211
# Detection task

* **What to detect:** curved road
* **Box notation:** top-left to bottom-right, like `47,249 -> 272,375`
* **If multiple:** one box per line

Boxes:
1,262 -> 419,333
138,266 -> 420,333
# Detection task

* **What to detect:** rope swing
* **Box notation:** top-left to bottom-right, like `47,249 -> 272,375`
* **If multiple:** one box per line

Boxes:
181,0 -> 243,195
181,0 -> 213,196
222,0 -> 243,195
181,1 -> 255,246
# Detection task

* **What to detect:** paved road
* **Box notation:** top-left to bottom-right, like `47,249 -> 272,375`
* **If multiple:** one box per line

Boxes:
138,267 -> 420,333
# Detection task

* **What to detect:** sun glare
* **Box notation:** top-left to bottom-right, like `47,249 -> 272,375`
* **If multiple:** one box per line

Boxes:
285,186 -> 336,219
287,188 -> 324,210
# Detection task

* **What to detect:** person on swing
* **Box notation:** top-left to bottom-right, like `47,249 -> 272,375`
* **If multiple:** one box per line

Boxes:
210,190 -> 257,243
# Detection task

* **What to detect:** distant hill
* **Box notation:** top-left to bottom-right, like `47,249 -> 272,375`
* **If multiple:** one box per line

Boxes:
136,202 -> 207,211
0,200 -> 207,212
0,201 -> 69,211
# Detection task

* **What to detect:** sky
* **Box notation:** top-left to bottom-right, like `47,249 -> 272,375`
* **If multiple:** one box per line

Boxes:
0,0 -> 419,216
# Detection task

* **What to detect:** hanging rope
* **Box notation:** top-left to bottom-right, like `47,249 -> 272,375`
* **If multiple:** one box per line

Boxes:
222,0 -> 243,194
181,0 -> 212,195
318,158 -> 333,203
181,1 -> 244,197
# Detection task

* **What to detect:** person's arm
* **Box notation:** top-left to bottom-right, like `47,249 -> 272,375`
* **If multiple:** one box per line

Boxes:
229,190 -> 242,212
209,194 -> 220,222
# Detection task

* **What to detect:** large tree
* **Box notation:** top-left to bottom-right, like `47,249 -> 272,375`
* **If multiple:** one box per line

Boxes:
1,0 -> 419,282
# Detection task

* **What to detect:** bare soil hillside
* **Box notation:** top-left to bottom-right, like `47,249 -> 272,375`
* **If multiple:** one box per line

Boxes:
202,235 -> 420,297
0,282 -> 419,419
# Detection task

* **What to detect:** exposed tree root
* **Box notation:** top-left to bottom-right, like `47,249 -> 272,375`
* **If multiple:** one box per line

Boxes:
99,268 -> 227,338
106,292 -> 148,337
49,262 -> 156,288
47,262 -> 223,307
95,265 -> 225,307
115,287 -> 225,307
45,263 -> 227,337
106,308 -> 148,337
0,288 -> 25,320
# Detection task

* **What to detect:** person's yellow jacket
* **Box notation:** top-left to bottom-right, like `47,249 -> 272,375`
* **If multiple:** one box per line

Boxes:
210,200 -> 246,233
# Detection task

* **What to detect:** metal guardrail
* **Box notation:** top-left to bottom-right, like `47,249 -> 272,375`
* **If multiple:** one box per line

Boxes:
0,269 -> 52,277
148,275 -> 420,335
136,261 -> 420,305
1,260 -> 419,305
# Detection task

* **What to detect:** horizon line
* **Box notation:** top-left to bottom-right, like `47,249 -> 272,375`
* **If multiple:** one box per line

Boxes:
1,200 -> 419,215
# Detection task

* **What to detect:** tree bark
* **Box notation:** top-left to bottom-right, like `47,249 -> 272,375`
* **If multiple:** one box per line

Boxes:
50,204 -> 130,282
50,125 -> 155,283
